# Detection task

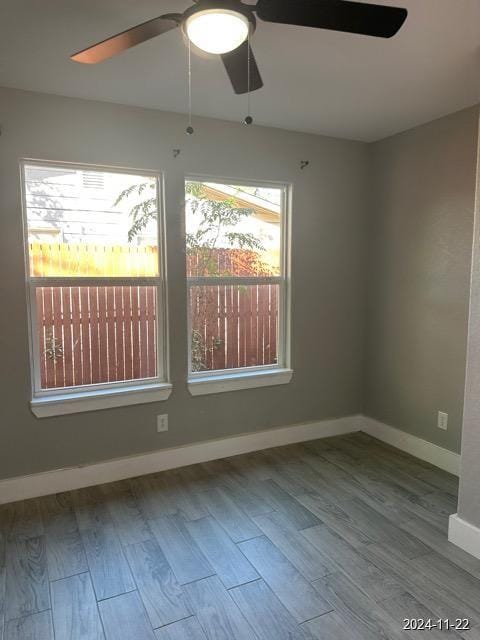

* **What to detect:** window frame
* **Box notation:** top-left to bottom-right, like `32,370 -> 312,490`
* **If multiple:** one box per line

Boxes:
185,174 -> 292,387
21,159 -> 170,411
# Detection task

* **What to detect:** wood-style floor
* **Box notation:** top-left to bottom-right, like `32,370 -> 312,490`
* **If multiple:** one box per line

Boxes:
1,431 -> 479,640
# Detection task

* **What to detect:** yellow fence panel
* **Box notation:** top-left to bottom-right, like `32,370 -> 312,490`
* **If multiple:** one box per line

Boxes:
29,243 -> 159,277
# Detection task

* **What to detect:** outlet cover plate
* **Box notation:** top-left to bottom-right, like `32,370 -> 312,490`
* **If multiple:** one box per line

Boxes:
437,411 -> 448,431
157,414 -> 168,432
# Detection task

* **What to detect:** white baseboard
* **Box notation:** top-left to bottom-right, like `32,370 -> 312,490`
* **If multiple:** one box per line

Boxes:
0,413 -> 461,505
0,415 -> 362,505
448,514 -> 480,560
361,416 -> 460,476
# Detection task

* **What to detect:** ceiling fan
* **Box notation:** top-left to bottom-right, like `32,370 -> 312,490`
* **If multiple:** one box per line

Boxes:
71,0 -> 408,95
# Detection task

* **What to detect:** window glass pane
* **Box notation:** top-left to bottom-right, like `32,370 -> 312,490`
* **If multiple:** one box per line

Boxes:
25,165 -> 159,277
185,181 -> 282,277
35,286 -> 157,389
190,284 -> 279,372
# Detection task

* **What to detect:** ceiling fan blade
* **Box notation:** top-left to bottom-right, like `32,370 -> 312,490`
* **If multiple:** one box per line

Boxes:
255,0 -> 407,38
221,41 -> 263,95
71,13 -> 182,64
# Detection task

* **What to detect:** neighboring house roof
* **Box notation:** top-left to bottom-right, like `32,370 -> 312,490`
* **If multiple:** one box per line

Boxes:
203,183 -> 280,224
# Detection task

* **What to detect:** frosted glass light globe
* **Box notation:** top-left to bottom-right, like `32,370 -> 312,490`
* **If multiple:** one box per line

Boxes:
185,9 -> 249,55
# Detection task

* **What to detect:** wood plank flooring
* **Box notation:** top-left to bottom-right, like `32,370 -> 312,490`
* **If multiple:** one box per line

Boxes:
1,431 -> 477,639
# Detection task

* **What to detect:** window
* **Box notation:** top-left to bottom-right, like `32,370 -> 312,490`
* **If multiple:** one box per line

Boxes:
22,161 -> 170,416
185,177 -> 291,394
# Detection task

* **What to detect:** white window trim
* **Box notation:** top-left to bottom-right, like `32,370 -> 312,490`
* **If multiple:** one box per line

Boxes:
30,382 -> 172,418
185,175 -> 292,395
189,368 -> 293,396
21,159 -> 170,417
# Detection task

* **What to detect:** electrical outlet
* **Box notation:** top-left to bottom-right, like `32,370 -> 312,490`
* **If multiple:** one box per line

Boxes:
157,414 -> 168,432
437,411 -> 448,431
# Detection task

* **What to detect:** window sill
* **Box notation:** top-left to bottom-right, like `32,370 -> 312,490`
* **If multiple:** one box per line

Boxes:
188,368 -> 293,396
30,382 -> 172,418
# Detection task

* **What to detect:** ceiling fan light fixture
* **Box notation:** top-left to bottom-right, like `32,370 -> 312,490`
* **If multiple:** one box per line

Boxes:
185,8 -> 250,55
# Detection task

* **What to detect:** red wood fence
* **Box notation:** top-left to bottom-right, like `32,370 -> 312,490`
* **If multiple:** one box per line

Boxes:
187,248 -> 280,372
187,247 -> 277,278
190,284 -> 278,372
36,249 -> 279,389
37,286 -> 157,389
37,283 -> 278,388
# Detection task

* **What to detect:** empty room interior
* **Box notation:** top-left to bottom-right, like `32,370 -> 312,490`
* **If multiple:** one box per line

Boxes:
1,1 -> 480,638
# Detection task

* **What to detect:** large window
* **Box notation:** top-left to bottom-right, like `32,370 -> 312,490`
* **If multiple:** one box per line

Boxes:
22,161 -> 169,414
185,178 -> 291,389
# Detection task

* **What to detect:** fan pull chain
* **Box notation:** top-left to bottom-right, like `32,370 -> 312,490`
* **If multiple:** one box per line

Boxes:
244,31 -> 253,125
186,37 -> 194,135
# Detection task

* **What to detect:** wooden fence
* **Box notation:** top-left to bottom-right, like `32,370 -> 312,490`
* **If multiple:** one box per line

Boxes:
30,243 -> 158,277
29,243 -> 278,278
37,286 -> 157,389
190,284 -> 278,372
32,243 -> 278,388
187,247 -> 277,278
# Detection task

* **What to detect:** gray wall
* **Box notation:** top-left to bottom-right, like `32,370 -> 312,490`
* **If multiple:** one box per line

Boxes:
0,87 -> 369,480
1,87 -> 477,482
457,115 -> 480,528
364,107 -> 479,453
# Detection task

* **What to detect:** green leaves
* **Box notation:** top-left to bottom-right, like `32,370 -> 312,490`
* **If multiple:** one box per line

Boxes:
126,197 -> 157,242
112,179 -> 157,243
113,180 -> 154,207
116,179 -> 268,277
185,181 -> 265,277
224,232 -> 263,251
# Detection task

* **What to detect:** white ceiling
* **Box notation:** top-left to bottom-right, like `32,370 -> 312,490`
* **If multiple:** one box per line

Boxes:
0,0 -> 479,141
